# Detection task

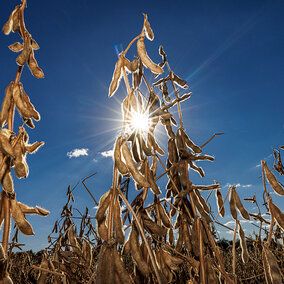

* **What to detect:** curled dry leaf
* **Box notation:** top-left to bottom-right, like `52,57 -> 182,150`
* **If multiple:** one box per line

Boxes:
8,42 -> 23,52
263,160 -> 284,196
137,36 -> 164,74
109,56 -> 123,97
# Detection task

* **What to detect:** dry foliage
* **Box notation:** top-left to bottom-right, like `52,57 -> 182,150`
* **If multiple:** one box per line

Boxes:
1,4 -> 283,284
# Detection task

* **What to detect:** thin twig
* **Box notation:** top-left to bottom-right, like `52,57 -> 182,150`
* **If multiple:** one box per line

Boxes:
200,133 -> 224,148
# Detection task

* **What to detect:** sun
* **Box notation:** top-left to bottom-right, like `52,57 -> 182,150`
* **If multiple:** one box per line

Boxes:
130,111 -> 149,133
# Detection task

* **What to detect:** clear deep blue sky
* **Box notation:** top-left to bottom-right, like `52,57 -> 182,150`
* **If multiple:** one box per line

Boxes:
0,0 -> 283,251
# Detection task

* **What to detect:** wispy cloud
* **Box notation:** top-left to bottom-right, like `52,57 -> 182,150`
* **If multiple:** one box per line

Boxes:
255,154 -> 273,168
100,150 -> 114,158
67,148 -> 89,158
224,183 -> 252,188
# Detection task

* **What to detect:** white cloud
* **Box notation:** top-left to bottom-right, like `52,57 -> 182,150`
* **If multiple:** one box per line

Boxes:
100,150 -> 114,158
224,183 -> 252,188
67,148 -> 89,158
93,158 -> 98,163
255,154 -> 273,168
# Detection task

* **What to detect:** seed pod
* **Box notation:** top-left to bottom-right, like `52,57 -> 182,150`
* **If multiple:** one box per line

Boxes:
8,42 -> 23,52
156,248 -> 172,283
113,197 -> 124,244
229,186 -> 238,220
12,83 -> 33,119
37,254 -> 49,284
161,249 -> 183,271
268,198 -> 284,232
183,221 -> 192,252
25,141 -> 45,153
137,36 -> 164,74
204,255 -> 219,283
17,32 -> 32,66
175,226 -> 183,251
168,138 -> 178,164
262,245 -> 282,284
18,203 -> 50,216
238,222 -> 248,263
19,83 -> 41,121
82,239 -> 92,269
178,160 -> 187,188
12,136 -> 28,179
157,203 -> 171,228
150,155 -> 157,176
130,224 -> 150,276
192,192 -> 212,223
113,246 -> 133,284
2,5 -> 20,35
180,128 -> 202,154
216,189 -> 225,217
113,137 -> 128,176
68,224 -> 81,255
131,136 -> 141,164
109,56 -> 123,97
27,49 -> 44,79
138,133 -> 152,156
146,160 -> 161,195
233,188 -> 250,220
121,142 -> 150,188
97,216 -> 108,241
2,167 -> 14,194
169,227 -> 174,245
264,161 -> 284,196
171,72 -> 188,89
195,189 -> 210,214
142,212 -> 166,237
103,246 -> 115,284
0,129 -> 15,158
143,14 -> 154,41
123,57 -> 139,73
95,190 -> 111,223
0,82 -> 14,128
10,197 -> 34,235
122,238 -> 131,255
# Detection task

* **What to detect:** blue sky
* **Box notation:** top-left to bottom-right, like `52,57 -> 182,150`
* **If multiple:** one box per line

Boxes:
0,0 -> 283,251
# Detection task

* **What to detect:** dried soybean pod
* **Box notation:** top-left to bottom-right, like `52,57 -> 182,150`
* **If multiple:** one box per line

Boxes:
264,161 -> 284,196
121,142 -> 150,188
151,136 -> 165,156
8,42 -> 23,52
142,212 -> 166,236
157,203 -> 171,228
10,197 -> 34,235
143,13 -> 154,41
268,198 -> 284,232
12,83 -> 33,119
131,136 -> 141,164
183,221 -> 192,252
175,226 -> 183,251
113,246 -> 134,284
82,239 -> 92,269
168,138 -> 178,163
12,136 -> 29,179
262,245 -> 282,284
137,36 -> 164,74
229,186 -> 238,220
114,137 -> 128,176
130,224 -> 150,276
180,128 -> 202,154
150,155 -> 157,176
0,129 -> 15,158
195,189 -> 210,214
171,72 -> 188,89
27,49 -> 44,79
95,190 -> 111,223
0,82 -> 14,128
188,160 -> 205,178
19,83 -> 41,121
2,5 -> 20,35
113,197 -> 124,244
18,203 -> 49,216
234,188 -> 250,220
109,56 -> 123,97
37,254 -> 49,284
25,141 -> 45,154
238,222 -> 248,263
2,168 -> 14,194
17,32 -> 32,66
169,227 -> 174,245
104,246 -> 115,284
97,216 -> 108,241
178,161 -> 187,188
68,224 -> 81,255
146,160 -> 161,195
122,238 -> 131,255
138,133 -> 152,156
204,255 -> 219,283
162,249 -> 183,271
216,189 -> 225,217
